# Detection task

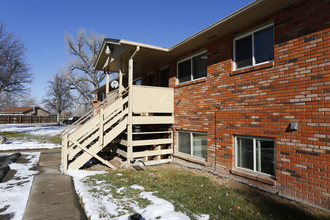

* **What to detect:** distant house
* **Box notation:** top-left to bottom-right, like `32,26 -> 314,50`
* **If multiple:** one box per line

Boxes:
0,107 -> 51,116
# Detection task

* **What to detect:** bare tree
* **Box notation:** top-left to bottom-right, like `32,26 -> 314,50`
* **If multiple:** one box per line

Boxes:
0,23 -> 32,95
0,92 -> 38,111
43,72 -> 72,124
64,29 -> 105,104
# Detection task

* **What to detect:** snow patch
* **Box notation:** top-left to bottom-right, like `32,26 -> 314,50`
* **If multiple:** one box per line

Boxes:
0,152 -> 40,220
0,140 -> 59,151
130,184 -> 144,191
68,170 -> 209,220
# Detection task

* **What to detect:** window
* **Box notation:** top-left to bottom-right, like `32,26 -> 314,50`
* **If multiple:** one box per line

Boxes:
234,24 -> 274,69
99,93 -> 105,102
177,51 -> 207,83
146,72 -> 154,86
158,67 -> 169,87
235,136 -> 275,176
178,131 -> 207,159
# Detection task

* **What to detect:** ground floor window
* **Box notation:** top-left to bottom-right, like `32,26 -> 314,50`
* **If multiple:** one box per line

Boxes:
235,136 -> 275,176
178,131 -> 207,159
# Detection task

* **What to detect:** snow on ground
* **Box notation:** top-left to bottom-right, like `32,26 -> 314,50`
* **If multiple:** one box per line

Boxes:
0,123 -> 66,151
0,152 -> 40,220
0,123 -> 65,136
0,140 -> 59,151
68,169 -> 210,220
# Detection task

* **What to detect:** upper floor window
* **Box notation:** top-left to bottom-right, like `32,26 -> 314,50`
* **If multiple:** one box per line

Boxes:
234,24 -> 274,70
177,51 -> 207,84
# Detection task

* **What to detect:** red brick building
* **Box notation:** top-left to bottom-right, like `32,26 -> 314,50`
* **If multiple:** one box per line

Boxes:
74,0 -> 330,210
143,0 -> 327,210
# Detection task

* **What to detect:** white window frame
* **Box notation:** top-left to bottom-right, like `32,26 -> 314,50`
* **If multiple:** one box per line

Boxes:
233,23 -> 274,70
234,135 -> 276,177
177,130 -> 207,160
177,50 -> 207,84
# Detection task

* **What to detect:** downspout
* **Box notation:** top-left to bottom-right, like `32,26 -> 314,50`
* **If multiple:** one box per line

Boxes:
119,58 -> 123,93
214,105 -> 221,172
127,46 -> 140,164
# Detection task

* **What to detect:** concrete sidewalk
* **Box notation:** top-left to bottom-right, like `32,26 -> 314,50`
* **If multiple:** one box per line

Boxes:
23,149 -> 87,220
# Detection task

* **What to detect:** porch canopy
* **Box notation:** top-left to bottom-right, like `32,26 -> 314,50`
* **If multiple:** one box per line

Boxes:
94,38 -> 170,74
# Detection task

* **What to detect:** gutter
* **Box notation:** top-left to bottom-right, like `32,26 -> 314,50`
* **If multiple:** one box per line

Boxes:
169,0 -> 264,51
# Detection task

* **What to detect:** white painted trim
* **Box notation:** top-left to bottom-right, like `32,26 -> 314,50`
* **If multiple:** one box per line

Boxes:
119,39 -> 169,52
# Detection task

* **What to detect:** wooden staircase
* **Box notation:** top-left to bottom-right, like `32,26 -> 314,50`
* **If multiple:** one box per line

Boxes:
61,89 -> 129,173
61,86 -> 174,173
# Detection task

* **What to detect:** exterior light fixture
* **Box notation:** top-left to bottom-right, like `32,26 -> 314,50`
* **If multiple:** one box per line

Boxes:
290,122 -> 298,131
105,45 -> 111,56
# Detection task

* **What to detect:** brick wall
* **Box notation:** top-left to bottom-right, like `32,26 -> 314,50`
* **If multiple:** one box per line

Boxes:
166,0 -> 329,210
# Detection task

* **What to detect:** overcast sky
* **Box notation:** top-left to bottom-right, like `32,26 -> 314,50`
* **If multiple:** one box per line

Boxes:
0,0 -> 252,103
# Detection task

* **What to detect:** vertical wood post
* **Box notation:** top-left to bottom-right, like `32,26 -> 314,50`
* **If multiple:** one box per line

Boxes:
106,71 -> 110,96
62,134 -> 69,173
126,46 -> 139,164
127,58 -> 134,163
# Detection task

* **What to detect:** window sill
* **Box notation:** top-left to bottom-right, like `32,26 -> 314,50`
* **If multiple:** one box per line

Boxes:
174,152 -> 207,166
175,78 -> 206,88
231,168 -> 276,186
231,62 -> 274,76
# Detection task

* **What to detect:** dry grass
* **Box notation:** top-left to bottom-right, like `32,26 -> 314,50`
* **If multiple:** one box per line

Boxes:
86,163 -> 329,220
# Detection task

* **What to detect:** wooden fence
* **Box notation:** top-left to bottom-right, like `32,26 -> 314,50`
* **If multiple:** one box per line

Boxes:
0,115 -> 57,124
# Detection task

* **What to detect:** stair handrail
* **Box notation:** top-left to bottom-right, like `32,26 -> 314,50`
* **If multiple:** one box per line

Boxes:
62,87 -> 129,137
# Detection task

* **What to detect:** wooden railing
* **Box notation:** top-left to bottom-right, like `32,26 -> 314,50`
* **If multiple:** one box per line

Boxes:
62,87 -> 128,137
61,87 -> 129,173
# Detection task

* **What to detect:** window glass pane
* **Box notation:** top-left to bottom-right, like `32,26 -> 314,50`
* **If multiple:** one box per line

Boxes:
178,132 -> 191,155
254,26 -> 274,64
256,139 -> 275,176
178,59 -> 191,83
235,35 -> 252,69
193,53 -> 207,80
237,137 -> 253,170
147,73 -> 154,86
192,133 -> 207,159
133,78 -> 141,85
100,93 -> 105,102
